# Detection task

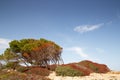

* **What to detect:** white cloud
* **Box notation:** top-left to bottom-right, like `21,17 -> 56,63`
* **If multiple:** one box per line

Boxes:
65,47 -> 88,59
64,46 -> 101,63
74,23 -> 104,33
0,38 -> 11,53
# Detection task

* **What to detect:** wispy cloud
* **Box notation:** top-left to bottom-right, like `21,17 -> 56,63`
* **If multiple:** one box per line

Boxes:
64,46 -> 101,62
65,47 -> 88,59
74,23 -> 104,33
0,38 -> 11,53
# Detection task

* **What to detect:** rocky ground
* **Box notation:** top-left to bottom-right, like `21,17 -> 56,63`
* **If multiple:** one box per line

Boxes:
48,71 -> 120,80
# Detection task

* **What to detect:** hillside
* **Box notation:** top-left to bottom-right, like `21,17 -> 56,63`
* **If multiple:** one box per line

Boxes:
55,60 -> 110,76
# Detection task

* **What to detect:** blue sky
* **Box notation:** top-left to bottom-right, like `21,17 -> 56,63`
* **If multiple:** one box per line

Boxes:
0,0 -> 120,70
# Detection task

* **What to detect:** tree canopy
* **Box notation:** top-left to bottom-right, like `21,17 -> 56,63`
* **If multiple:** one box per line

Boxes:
0,48 -> 17,62
8,38 -> 63,67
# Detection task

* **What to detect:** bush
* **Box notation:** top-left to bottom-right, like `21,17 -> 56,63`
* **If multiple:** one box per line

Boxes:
89,63 -> 99,72
0,70 -> 26,80
25,67 -> 50,76
5,62 -> 19,69
78,60 -> 110,73
0,70 -> 51,80
70,64 -> 91,76
55,66 -> 83,76
49,64 -> 57,71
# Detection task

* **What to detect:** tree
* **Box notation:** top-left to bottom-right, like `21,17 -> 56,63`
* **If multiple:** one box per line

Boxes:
3,48 -> 17,62
0,48 -> 17,63
9,38 -> 63,67
0,48 -> 19,69
0,54 -> 4,60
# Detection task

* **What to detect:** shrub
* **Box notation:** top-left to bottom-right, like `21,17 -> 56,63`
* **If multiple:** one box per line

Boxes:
79,60 -> 110,73
0,70 -> 26,80
0,70 -> 51,80
70,64 -> 91,76
49,64 -> 57,71
55,66 -> 83,76
5,62 -> 19,69
25,67 -> 50,76
89,63 -> 99,72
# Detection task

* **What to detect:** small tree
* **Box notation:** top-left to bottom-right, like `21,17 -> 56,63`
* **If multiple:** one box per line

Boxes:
0,48 -> 19,69
0,54 -> 4,60
3,48 -> 17,63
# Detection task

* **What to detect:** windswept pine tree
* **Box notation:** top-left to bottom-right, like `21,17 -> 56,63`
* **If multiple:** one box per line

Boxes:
9,38 -> 63,68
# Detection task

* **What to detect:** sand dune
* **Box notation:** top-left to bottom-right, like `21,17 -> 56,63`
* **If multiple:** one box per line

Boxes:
48,71 -> 120,80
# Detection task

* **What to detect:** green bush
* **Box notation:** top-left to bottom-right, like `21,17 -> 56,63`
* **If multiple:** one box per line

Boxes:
5,62 -> 19,69
55,66 -> 83,76
89,63 -> 99,72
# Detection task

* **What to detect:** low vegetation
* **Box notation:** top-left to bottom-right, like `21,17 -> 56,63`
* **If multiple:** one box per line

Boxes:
0,60 -> 110,79
0,38 -> 110,79
79,60 -> 110,73
55,60 -> 110,77
55,66 -> 84,76
25,66 -> 50,76
0,69 -> 50,80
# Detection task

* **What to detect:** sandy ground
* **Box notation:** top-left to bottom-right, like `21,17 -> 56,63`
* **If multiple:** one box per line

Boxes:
48,71 -> 120,80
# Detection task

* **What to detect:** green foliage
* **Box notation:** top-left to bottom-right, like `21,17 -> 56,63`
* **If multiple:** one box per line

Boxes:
3,48 -> 17,62
0,48 -> 17,62
89,63 -> 99,72
5,62 -> 19,69
0,54 -> 4,60
55,66 -> 83,76
21,43 -> 37,53
9,40 -> 20,53
79,60 -> 100,73
9,38 -> 63,67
